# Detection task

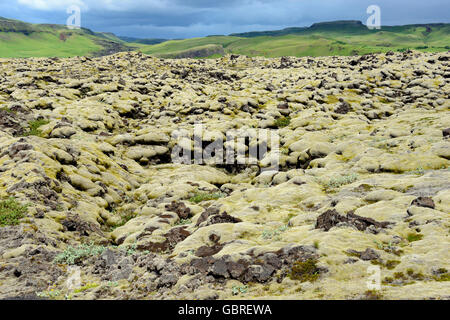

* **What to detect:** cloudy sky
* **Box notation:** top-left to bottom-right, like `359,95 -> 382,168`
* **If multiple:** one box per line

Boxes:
1,0 -> 449,39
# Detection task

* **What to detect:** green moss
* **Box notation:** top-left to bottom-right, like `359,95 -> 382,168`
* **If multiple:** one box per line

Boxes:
36,288 -> 61,299
433,272 -> 450,282
189,192 -> 225,204
403,268 -> 424,280
406,268 -> 415,277
382,277 -> 394,284
0,106 -> 15,114
283,213 -> 296,223
54,243 -> 106,265
378,97 -> 393,104
412,167 -> 425,176
289,259 -> 321,282
384,268 -> 427,285
394,272 -> 407,280
274,116 -> 291,128
261,225 -> 289,240
385,260 -> 401,270
326,95 -> 339,104
22,119 -> 50,137
175,218 -> 192,226
280,146 -> 290,155
407,233 -> 424,242
313,240 -> 320,249
0,198 -> 28,227
320,173 -> 359,192
406,268 -> 425,280
232,285 -> 248,296
373,240 -> 404,256
107,281 -> 119,287
74,283 -> 99,293
410,272 -> 425,280
109,210 -> 137,231
371,259 -> 400,270
354,184 -> 374,192
122,243 -> 138,256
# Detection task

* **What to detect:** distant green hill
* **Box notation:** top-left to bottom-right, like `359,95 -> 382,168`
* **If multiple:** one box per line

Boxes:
229,20 -> 366,37
134,36 -> 240,58
0,18 -> 449,59
118,36 -> 167,45
144,20 -> 450,58
0,17 -> 132,58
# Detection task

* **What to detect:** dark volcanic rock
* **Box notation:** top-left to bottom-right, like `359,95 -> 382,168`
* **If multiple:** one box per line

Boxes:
443,128 -> 450,138
359,248 -> 380,261
196,206 -> 242,227
206,212 -> 242,226
187,244 -> 320,284
243,264 -> 275,282
165,201 -> 191,219
0,109 -> 24,136
62,213 -> 102,236
315,209 -> 391,232
411,197 -> 435,209
211,259 -> 229,278
315,210 -> 347,231
195,244 -> 224,257
334,100 -> 352,114
137,227 -> 191,253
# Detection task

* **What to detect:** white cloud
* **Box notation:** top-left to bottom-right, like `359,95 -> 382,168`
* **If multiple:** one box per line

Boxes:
10,0 -> 450,38
17,0 -> 86,11
96,0 -> 169,11
16,0 -> 192,12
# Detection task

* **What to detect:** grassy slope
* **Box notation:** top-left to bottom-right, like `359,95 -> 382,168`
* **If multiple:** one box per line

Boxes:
119,36 -> 167,45
137,36 -> 240,55
138,23 -> 450,58
95,32 -> 126,43
0,17 -> 122,58
151,44 -> 225,59
0,32 -> 103,58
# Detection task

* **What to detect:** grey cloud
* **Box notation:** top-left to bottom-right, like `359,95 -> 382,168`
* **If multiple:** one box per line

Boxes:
5,0 -> 450,38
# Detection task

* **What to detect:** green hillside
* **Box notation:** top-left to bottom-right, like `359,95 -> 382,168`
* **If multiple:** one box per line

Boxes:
0,17 -> 449,59
140,21 -> 450,58
150,44 -> 225,59
135,36 -> 240,55
118,36 -> 167,45
0,17 -> 131,58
